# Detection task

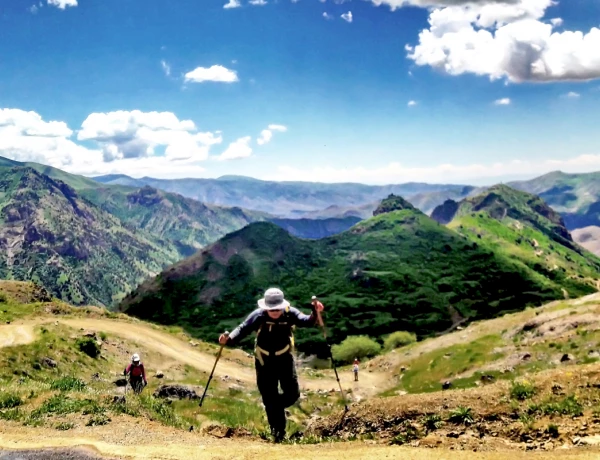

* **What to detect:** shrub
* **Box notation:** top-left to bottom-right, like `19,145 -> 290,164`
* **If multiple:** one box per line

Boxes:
0,392 -> 22,410
0,292 -> 7,303
331,335 -> 381,364
510,380 -> 536,401
546,423 -> 560,438
383,331 -> 417,351
99,332 -> 108,341
448,407 -> 474,425
76,337 -> 101,358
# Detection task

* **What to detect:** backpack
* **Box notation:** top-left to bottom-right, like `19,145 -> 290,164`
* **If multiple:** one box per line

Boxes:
254,306 -> 295,365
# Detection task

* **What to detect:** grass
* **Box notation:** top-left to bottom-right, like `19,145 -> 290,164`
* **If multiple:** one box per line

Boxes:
50,376 -> 86,392
398,335 -> 504,393
528,395 -> 584,417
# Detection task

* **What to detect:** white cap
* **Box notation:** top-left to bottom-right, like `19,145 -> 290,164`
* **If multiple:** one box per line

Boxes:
132,353 -> 140,362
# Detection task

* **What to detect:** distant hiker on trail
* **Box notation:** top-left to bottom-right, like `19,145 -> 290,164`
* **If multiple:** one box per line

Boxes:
124,353 -> 147,394
353,358 -> 359,382
219,287 -> 324,443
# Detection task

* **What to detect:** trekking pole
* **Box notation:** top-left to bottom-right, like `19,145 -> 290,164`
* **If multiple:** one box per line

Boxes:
199,331 -> 229,407
312,296 -> 349,412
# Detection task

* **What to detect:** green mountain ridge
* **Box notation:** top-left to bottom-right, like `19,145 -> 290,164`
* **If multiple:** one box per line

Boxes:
0,156 -> 266,258
0,166 -> 181,306
432,185 -> 600,295
118,191 -> 598,355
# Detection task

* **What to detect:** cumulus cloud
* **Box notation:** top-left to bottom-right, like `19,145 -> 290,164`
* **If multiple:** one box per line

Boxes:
161,60 -> 171,77
565,91 -> 580,98
323,12 -> 333,20
47,0 -> 77,9
341,11 -> 353,23
223,0 -> 241,8
261,154 -> 600,184
217,137 -> 253,160
494,98 -> 511,105
184,65 -> 239,83
78,110 -> 222,163
404,0 -> 600,83
257,124 -> 288,145
408,100 -> 418,106
0,109 -> 93,169
249,0 -> 267,4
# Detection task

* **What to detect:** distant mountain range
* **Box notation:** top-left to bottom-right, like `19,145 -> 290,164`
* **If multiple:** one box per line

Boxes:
91,170 -> 600,231
92,173 -> 475,217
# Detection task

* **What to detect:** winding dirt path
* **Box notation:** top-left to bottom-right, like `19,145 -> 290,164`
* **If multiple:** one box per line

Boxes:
58,318 -> 386,395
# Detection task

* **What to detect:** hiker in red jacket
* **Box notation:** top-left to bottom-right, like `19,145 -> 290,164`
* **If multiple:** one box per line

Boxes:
124,353 -> 147,394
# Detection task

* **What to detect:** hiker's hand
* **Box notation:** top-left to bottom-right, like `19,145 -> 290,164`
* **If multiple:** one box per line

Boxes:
218,332 -> 229,345
312,299 -> 324,313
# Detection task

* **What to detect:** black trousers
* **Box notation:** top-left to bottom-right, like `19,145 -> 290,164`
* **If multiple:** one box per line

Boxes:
130,376 -> 145,394
255,352 -> 300,435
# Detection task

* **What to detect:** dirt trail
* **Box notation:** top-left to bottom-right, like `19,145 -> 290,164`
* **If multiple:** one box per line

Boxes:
58,318 -> 386,395
0,324 -> 36,348
0,424 -> 598,460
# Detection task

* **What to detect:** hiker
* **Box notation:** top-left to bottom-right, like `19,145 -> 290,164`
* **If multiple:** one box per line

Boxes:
123,353 -> 147,394
353,358 -> 359,382
219,287 -> 324,442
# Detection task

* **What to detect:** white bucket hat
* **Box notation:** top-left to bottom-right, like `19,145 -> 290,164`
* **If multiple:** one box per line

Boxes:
257,288 -> 290,310
132,353 -> 140,362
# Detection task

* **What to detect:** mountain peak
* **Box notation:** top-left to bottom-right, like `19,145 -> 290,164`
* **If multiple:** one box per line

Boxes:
373,194 -> 416,216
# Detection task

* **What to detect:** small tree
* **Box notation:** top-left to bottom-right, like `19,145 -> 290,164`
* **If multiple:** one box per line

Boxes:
384,331 -> 417,351
331,335 -> 381,364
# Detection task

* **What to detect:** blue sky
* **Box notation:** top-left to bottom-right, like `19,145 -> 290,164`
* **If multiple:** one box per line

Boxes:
0,0 -> 599,184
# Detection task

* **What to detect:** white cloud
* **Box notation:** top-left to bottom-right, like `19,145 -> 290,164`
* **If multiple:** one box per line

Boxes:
256,124 -> 287,146
550,18 -> 563,27
223,0 -> 241,8
494,98 -> 511,105
0,109 -> 92,170
47,0 -> 77,9
249,0 -> 268,4
323,12 -> 333,20
341,11 -> 353,23
161,60 -> 171,77
408,100 -> 417,106
404,0 -> 600,83
78,110 -> 222,163
184,65 -> 239,83
565,91 -> 580,98
30,5 -> 39,13
260,154 -> 600,184
217,137 -> 253,160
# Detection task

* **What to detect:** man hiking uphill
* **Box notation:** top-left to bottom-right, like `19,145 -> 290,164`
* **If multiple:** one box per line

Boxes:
219,287 -> 324,443
124,353 -> 147,394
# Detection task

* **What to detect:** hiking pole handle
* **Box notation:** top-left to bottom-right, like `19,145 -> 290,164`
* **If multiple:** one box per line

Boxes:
312,296 -> 327,340
199,331 -> 229,407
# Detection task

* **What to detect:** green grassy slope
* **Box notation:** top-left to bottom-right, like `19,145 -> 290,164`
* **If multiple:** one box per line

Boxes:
118,195 -> 582,355
440,185 -> 600,297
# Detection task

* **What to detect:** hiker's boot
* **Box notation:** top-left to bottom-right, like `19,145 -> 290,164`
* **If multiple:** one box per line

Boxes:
271,428 -> 286,443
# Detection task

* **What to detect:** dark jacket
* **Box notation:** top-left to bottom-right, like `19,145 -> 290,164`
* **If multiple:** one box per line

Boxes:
227,306 -> 317,353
